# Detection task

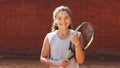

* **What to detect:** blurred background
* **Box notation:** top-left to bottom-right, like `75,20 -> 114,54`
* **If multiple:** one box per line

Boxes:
0,0 -> 120,68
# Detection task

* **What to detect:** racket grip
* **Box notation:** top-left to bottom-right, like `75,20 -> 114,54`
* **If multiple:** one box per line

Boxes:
65,50 -> 71,59
59,67 -> 65,68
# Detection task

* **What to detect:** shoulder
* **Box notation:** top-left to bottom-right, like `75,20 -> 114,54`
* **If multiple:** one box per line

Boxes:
47,30 -> 57,37
46,30 -> 57,41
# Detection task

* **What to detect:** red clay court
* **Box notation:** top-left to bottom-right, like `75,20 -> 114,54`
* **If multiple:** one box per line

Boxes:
0,59 -> 120,68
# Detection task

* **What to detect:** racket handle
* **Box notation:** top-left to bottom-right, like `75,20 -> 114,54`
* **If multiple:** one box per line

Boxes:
59,51 -> 70,68
65,50 -> 71,59
59,67 -> 65,68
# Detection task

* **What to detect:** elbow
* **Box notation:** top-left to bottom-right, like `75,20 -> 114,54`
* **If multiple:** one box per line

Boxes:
40,56 -> 48,65
40,56 -> 44,64
78,58 -> 85,64
40,57 -> 42,63
77,55 -> 85,64
78,59 -> 85,64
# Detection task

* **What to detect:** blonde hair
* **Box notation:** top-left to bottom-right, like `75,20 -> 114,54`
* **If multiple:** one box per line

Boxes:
51,6 -> 72,31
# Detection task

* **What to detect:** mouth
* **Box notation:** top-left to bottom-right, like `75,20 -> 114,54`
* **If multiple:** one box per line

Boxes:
61,22 -> 67,26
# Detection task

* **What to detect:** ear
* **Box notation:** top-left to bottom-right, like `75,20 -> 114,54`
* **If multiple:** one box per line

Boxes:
70,20 -> 72,26
70,21 -> 72,24
69,21 -> 72,29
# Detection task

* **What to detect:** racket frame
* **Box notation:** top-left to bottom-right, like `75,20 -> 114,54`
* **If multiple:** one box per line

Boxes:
75,22 -> 94,51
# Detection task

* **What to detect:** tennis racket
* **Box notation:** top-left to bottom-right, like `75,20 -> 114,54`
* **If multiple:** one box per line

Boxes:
65,22 -> 94,60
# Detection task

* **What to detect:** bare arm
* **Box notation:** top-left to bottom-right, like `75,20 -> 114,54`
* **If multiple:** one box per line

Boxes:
40,36 -> 55,66
70,33 -> 85,64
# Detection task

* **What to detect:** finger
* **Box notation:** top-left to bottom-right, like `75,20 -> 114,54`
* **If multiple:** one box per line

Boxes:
63,60 -> 69,65
62,62 -> 68,67
64,59 -> 69,63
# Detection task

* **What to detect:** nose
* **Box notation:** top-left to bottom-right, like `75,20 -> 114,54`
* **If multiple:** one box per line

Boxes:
61,19 -> 65,23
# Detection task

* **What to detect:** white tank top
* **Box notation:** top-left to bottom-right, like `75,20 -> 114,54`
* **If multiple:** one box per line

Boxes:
46,29 -> 80,68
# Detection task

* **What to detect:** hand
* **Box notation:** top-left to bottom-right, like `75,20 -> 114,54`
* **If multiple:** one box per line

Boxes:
54,59 -> 69,67
70,32 -> 80,46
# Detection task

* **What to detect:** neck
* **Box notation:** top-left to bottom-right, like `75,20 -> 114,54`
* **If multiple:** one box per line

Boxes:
58,29 -> 69,35
57,29 -> 70,39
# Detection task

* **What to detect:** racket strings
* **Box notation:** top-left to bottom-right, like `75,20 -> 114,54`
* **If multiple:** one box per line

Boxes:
77,22 -> 94,50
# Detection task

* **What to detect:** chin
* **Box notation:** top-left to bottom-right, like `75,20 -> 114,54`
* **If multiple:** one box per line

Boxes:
61,27 -> 69,30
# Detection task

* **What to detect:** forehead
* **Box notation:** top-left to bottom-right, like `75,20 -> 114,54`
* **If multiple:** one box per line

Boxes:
56,11 -> 70,17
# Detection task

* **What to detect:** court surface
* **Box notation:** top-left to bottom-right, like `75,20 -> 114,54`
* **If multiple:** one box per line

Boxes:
0,59 -> 120,68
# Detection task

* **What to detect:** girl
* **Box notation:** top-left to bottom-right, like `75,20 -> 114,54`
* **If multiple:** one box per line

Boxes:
40,6 -> 85,68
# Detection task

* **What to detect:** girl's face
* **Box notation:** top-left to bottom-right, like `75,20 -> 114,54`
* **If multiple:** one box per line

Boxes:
55,11 -> 71,30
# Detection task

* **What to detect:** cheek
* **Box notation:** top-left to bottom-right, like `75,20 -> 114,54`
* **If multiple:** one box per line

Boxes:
55,21 -> 61,27
55,20 -> 60,25
56,21 -> 61,25
67,20 -> 71,25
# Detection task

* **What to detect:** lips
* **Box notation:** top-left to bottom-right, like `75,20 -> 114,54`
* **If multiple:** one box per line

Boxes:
61,22 -> 67,26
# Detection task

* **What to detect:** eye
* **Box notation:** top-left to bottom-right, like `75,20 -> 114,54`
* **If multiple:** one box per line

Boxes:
65,17 -> 68,19
56,17 -> 62,20
65,16 -> 69,19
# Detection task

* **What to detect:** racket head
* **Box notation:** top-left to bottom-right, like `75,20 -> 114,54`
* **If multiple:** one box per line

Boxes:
65,22 -> 94,60
75,22 -> 94,51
